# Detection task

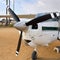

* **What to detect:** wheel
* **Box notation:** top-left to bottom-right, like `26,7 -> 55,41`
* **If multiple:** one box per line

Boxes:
32,51 -> 37,60
54,46 -> 60,53
57,37 -> 60,40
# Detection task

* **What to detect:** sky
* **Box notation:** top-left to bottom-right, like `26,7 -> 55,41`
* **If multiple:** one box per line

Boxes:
0,0 -> 60,15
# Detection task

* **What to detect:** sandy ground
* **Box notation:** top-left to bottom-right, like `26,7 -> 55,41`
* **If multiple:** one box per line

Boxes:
0,27 -> 60,60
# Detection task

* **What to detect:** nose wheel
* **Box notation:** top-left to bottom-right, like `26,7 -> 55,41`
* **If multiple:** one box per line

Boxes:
32,50 -> 37,60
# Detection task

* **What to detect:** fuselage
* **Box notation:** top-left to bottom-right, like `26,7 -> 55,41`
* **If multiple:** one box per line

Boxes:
14,12 -> 60,47
23,19 -> 59,47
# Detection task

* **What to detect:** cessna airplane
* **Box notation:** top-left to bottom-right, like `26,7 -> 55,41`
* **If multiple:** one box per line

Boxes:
7,6 -> 60,60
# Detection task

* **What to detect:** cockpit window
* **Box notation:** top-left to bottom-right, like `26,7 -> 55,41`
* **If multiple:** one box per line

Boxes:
35,13 -> 46,18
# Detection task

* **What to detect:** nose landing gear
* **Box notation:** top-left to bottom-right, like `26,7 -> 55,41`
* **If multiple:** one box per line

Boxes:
32,49 -> 37,60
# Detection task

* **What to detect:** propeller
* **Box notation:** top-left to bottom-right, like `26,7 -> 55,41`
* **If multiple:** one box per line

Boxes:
7,6 -> 20,22
7,7 -> 22,56
16,31 -> 22,56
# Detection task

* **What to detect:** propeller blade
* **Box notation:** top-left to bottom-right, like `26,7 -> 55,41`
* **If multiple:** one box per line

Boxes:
7,7 -> 20,22
26,14 -> 52,26
16,31 -> 22,56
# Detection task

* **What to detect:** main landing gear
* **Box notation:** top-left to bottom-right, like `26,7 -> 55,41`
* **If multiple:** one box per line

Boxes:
54,46 -> 60,53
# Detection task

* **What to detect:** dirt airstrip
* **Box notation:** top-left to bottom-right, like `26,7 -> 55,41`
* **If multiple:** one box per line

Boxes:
0,27 -> 60,60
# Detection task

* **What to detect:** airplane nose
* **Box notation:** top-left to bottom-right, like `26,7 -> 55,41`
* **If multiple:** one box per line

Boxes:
14,22 -> 20,30
14,22 -> 27,30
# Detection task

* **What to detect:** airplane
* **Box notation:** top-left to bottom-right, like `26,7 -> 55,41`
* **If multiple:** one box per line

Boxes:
7,6 -> 60,60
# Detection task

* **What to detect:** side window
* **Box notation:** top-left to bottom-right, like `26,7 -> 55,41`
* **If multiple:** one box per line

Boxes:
32,24 -> 38,29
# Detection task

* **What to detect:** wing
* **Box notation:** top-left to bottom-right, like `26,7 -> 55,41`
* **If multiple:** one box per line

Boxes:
26,12 -> 60,26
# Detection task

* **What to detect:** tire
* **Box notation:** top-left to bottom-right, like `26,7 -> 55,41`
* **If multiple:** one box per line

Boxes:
32,51 -> 37,60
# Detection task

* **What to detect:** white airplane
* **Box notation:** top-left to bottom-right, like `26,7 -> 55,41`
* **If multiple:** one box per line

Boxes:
7,6 -> 60,60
